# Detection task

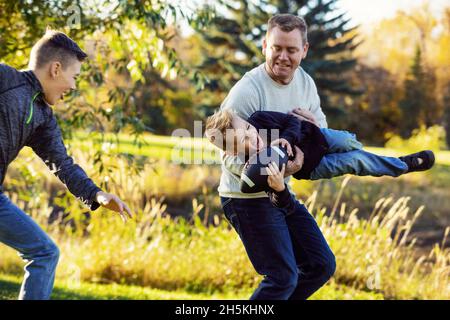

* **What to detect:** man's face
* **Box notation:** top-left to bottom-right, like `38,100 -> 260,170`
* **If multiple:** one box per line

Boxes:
43,59 -> 81,105
228,116 -> 264,156
262,26 -> 309,85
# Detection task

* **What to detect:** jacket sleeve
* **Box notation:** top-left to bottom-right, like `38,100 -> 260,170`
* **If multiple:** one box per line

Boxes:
27,112 -> 102,210
250,111 -> 302,146
268,185 -> 296,214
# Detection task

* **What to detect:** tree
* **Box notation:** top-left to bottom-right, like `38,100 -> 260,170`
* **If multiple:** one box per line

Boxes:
399,46 -> 442,138
443,82 -> 450,148
344,64 -> 402,145
196,0 -> 360,118
0,0 -> 212,182
0,1 -> 211,133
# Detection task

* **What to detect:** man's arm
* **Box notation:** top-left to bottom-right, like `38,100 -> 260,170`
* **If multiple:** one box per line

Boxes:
27,112 -> 132,221
309,87 -> 327,128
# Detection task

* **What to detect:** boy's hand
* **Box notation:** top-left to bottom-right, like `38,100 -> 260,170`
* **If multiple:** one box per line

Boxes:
271,138 -> 293,157
95,191 -> 133,223
267,162 -> 286,192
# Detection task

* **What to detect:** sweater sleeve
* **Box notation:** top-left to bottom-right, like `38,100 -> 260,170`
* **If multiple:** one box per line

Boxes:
27,112 -> 102,210
309,79 -> 328,128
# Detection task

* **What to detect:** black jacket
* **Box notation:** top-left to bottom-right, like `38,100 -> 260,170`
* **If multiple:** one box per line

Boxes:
247,111 -> 329,179
269,185 -> 297,214
0,63 -> 101,210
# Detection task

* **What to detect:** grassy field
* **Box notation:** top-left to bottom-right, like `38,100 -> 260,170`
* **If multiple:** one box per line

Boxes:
0,132 -> 448,300
0,273 -> 383,300
68,131 -> 450,248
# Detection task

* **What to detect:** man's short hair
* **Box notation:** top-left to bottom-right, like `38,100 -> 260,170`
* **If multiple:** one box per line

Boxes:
29,29 -> 87,69
267,14 -> 308,45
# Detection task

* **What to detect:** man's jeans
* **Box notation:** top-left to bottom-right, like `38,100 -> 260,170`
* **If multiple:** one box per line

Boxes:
0,193 -> 59,300
311,128 -> 408,180
220,196 -> 336,300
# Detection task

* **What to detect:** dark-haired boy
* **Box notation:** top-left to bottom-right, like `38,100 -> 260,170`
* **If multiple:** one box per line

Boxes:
0,30 -> 132,300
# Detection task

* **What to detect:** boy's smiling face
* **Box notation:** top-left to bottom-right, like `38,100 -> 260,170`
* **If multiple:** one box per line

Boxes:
229,115 -> 265,156
43,59 -> 81,105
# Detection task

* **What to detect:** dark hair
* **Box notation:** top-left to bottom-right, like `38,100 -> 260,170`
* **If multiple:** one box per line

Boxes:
29,29 -> 87,69
267,14 -> 308,45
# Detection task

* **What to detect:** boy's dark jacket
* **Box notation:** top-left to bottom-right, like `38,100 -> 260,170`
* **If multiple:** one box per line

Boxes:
247,111 -> 329,211
0,63 -> 101,210
247,111 -> 329,180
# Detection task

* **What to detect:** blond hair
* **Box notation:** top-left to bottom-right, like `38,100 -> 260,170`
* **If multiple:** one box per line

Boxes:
205,109 -> 235,151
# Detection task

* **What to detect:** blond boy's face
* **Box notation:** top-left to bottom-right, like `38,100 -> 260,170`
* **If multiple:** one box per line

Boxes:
227,115 -> 265,156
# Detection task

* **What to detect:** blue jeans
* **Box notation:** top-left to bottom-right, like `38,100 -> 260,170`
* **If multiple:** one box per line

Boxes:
0,193 -> 59,300
220,196 -> 336,300
310,128 -> 408,179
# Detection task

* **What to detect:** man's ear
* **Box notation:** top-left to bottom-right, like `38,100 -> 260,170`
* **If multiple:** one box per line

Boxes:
302,42 -> 309,59
49,61 -> 62,79
262,38 -> 267,56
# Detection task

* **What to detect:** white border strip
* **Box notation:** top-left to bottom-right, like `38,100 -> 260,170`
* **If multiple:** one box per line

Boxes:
241,173 -> 255,187
271,145 -> 285,158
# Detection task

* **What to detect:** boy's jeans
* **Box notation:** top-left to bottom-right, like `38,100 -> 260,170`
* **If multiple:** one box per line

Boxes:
0,193 -> 59,300
220,196 -> 336,300
311,128 -> 408,180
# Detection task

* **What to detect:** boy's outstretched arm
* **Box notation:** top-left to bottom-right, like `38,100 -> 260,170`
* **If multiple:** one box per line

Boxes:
27,111 -> 133,222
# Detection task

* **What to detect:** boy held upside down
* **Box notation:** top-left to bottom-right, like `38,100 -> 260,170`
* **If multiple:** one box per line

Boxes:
205,109 -> 434,209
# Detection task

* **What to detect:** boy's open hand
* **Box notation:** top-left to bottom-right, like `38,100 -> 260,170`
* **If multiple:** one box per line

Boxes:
95,191 -> 133,223
267,162 -> 286,192
271,138 -> 293,157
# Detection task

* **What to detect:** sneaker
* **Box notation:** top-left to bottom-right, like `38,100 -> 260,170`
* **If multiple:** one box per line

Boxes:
399,150 -> 435,173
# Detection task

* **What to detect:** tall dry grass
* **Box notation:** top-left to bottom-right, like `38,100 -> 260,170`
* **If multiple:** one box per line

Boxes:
0,146 -> 448,299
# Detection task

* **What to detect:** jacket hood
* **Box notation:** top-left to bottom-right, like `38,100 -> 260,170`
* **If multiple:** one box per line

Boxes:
0,64 -> 43,95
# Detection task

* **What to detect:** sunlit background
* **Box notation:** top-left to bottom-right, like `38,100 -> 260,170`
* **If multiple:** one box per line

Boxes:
0,0 -> 449,300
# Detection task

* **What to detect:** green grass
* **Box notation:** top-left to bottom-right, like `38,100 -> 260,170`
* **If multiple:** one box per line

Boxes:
2,132 -> 447,300
0,273 -> 383,300
0,273 -> 251,300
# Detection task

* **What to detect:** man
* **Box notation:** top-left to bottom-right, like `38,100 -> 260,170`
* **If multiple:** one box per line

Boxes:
0,30 -> 133,300
219,14 -> 335,299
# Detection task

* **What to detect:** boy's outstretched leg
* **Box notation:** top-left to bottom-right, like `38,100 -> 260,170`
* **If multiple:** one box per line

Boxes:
311,149 -> 407,179
320,128 -> 363,153
310,149 -> 435,180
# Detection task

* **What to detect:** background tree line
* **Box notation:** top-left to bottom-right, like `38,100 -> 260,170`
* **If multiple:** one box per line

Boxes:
1,0 -> 448,148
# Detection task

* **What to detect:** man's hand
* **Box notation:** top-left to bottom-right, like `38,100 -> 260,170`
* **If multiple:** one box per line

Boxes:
289,108 -> 319,127
267,162 -> 286,192
95,191 -> 133,223
284,146 -> 304,177
271,138 -> 293,157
